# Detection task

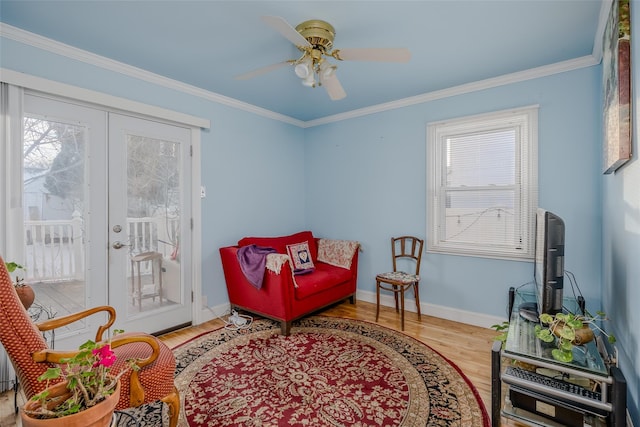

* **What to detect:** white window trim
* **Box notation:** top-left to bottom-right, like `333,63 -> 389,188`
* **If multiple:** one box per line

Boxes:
426,105 -> 538,261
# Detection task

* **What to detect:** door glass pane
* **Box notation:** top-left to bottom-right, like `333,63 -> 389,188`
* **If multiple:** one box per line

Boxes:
126,135 -> 181,315
22,116 -> 86,329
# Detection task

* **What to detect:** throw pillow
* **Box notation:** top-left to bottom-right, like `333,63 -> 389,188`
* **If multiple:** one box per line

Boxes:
286,241 -> 315,275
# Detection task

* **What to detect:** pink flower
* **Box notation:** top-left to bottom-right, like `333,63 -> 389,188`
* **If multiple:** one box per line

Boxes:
92,344 -> 116,368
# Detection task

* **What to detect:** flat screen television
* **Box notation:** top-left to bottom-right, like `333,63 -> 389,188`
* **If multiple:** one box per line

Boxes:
533,208 -> 565,315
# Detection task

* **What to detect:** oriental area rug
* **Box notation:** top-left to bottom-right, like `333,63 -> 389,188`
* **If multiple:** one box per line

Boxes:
172,316 -> 490,427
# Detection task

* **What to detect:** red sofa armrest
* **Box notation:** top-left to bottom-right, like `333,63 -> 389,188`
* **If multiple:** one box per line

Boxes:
219,246 -> 296,320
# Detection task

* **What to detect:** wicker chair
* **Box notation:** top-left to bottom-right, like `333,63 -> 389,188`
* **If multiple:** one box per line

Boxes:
0,256 -> 179,426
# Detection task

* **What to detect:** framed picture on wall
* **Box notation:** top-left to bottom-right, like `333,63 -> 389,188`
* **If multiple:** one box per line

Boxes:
603,0 -> 631,174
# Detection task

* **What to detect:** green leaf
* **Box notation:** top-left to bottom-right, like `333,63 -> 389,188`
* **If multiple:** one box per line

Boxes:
567,318 -> 583,329
608,335 -> 617,344
539,313 -> 554,324
559,338 -> 573,351
37,367 -> 62,381
558,325 -> 576,341
536,329 -> 555,342
78,339 -> 97,351
495,332 -> 508,342
5,262 -> 20,273
551,348 -> 574,363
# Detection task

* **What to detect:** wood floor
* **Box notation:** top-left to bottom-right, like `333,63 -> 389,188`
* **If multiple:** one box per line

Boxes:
0,300 -> 524,426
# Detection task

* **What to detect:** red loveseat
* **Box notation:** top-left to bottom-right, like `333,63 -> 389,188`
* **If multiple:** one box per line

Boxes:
219,231 -> 359,335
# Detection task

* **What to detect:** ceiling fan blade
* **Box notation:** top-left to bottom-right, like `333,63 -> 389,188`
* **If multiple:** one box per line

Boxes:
322,75 -> 346,101
261,15 -> 311,48
334,48 -> 411,63
235,61 -> 291,80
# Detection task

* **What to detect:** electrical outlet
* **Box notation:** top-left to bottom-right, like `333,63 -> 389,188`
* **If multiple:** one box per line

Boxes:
200,185 -> 206,198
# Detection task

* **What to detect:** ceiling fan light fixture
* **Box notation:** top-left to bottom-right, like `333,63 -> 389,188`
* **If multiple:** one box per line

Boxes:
319,61 -> 337,80
294,57 -> 312,79
301,73 -> 316,87
239,15 -> 411,102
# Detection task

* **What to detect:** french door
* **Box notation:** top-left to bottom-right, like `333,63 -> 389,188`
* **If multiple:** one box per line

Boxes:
107,113 -> 192,334
20,93 -> 193,348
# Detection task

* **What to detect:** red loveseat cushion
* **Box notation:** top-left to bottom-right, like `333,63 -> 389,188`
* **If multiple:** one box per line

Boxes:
293,262 -> 353,300
238,230 -> 318,262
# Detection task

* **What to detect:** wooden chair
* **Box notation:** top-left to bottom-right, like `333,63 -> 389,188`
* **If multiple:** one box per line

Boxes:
375,236 -> 424,331
0,256 -> 180,426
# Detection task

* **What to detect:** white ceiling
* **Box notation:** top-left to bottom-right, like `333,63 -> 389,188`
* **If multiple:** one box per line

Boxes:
0,1 -> 607,122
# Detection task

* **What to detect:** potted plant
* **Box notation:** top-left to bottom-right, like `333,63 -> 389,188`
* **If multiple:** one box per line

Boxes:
20,331 -> 139,427
534,311 -> 616,363
5,261 -> 35,309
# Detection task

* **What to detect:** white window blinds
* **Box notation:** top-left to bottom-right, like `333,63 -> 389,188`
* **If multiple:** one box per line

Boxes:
427,106 -> 538,260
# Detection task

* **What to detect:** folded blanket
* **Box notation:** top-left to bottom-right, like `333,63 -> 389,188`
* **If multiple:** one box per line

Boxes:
266,254 -> 303,288
265,253 -> 290,274
237,245 -> 277,289
317,239 -> 360,270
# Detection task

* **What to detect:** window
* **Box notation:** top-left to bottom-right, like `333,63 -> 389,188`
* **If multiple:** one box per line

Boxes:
426,106 -> 538,260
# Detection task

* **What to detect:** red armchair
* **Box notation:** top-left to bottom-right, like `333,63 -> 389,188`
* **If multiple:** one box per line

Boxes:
0,256 -> 180,427
219,231 -> 359,335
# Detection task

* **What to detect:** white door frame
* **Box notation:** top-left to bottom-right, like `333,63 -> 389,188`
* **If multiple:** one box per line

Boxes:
1,79 -> 206,329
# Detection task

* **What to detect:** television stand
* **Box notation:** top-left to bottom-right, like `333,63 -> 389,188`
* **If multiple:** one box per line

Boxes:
491,290 -> 626,427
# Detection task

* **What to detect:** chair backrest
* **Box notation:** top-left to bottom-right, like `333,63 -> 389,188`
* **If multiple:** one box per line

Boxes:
0,256 -> 55,399
391,236 -> 424,275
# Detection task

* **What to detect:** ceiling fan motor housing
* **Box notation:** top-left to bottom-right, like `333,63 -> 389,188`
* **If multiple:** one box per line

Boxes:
295,19 -> 335,51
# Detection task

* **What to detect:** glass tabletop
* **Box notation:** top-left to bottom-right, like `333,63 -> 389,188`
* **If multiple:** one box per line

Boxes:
504,290 -> 608,377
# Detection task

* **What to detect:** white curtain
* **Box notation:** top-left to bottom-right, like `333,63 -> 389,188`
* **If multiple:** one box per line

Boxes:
0,81 -> 23,392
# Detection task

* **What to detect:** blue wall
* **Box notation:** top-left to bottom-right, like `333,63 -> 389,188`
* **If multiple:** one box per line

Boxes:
305,67 -> 603,319
600,3 -> 640,423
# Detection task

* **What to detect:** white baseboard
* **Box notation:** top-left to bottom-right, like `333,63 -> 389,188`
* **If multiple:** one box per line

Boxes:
198,294 -> 505,330
199,302 -> 230,323
356,290 -> 506,329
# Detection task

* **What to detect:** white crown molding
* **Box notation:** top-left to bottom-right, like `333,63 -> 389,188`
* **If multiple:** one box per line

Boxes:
0,23 -> 305,128
0,68 -> 212,129
304,55 -> 599,128
2,22 -> 599,130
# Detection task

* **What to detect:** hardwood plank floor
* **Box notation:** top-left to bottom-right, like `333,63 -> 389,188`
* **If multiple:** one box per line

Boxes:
1,300 -> 525,426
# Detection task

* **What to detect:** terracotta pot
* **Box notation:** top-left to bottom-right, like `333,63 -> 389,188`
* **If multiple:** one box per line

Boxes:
15,284 -> 35,310
551,321 -> 595,345
20,379 -> 120,427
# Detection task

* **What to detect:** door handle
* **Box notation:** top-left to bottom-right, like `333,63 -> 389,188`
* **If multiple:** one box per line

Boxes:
112,241 -> 130,249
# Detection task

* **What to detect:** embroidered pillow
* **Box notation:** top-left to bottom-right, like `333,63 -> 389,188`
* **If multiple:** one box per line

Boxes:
286,241 -> 315,275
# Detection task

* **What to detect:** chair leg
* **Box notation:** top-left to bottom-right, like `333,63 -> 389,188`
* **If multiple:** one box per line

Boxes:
375,280 -> 381,322
400,286 -> 406,331
393,285 -> 400,313
414,282 -> 422,319
161,386 -> 180,427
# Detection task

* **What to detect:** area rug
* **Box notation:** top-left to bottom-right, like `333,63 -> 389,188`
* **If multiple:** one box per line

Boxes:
172,316 -> 489,426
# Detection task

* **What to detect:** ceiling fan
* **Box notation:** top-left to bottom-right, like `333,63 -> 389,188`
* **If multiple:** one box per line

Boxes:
235,16 -> 411,101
